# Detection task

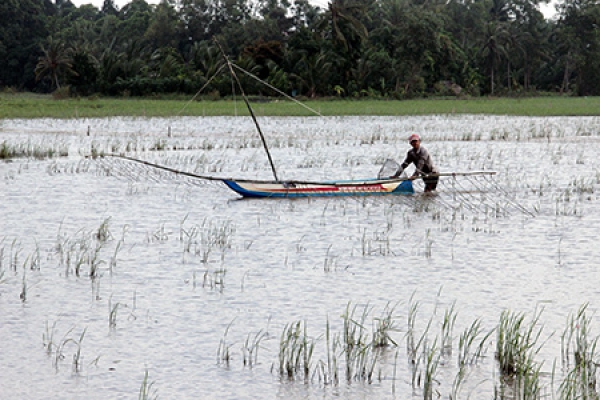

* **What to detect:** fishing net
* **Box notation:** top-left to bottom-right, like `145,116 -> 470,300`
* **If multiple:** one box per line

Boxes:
90,155 -> 230,191
378,159 -> 405,179
385,173 -> 534,217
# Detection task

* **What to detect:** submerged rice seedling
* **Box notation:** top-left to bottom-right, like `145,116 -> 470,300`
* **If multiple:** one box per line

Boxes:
359,227 -> 393,256
458,318 -> 493,366
71,328 -> 86,373
50,326 -> 86,373
278,320 -> 314,381
496,309 -> 545,399
450,365 -> 469,400
407,298 -> 432,364
0,140 -> 68,160
109,239 -> 123,274
202,266 -> 226,291
53,327 -> 74,370
441,302 -> 457,356
10,238 -> 21,271
423,339 -> 441,400
323,318 -> 339,385
139,369 -> 158,400
43,320 -> 58,355
147,223 -> 170,243
341,303 -> 379,383
242,329 -> 268,368
108,296 -> 120,328
218,319 -> 235,366
95,217 -> 113,242
323,244 -> 338,272
559,304 -> 599,400
19,267 -> 27,302
372,302 -> 399,348
89,243 -> 105,279
496,309 -> 544,376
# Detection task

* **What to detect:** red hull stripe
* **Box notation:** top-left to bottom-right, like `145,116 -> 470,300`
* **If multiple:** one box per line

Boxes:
261,184 -> 387,193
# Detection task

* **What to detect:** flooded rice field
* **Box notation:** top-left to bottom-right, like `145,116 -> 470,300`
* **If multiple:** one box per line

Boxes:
2,115 -> 600,399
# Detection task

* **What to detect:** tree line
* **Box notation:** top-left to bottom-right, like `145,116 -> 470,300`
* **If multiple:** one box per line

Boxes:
2,0 -> 600,99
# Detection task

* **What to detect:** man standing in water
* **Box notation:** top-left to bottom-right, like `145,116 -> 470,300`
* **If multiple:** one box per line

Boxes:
393,134 -> 439,192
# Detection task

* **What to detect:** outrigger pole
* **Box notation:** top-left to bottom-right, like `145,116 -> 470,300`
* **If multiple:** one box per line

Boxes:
214,39 -> 279,182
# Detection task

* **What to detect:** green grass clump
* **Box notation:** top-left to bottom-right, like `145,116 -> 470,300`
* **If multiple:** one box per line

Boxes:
278,320 -> 315,381
559,304 -> 599,399
496,309 -> 545,399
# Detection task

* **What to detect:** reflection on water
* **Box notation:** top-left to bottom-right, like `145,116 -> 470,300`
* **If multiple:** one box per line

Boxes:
1,115 -> 600,399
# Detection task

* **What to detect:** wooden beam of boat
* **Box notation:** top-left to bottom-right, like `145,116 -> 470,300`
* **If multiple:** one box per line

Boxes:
101,154 -> 409,185
214,38 -> 279,182
101,154 -> 495,185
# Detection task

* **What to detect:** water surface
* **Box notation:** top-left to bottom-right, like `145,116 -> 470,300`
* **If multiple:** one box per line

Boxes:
1,115 -> 600,399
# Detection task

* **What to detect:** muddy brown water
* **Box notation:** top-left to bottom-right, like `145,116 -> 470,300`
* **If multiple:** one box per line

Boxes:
1,116 -> 600,399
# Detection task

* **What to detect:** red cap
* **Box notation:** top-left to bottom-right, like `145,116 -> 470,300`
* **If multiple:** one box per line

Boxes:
408,134 -> 420,142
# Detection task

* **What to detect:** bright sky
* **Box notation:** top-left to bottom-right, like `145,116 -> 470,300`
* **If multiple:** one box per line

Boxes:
69,0 -> 556,19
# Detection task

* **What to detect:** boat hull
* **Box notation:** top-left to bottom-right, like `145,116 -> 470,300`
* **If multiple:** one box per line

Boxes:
222,179 -> 414,198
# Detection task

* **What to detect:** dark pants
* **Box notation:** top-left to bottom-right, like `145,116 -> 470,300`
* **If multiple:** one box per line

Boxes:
423,176 -> 439,192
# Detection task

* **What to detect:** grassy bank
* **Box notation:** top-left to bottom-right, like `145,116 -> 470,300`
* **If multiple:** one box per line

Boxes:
2,93 -> 600,118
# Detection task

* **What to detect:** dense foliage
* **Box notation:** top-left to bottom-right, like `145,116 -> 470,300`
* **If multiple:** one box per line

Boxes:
1,0 -> 599,98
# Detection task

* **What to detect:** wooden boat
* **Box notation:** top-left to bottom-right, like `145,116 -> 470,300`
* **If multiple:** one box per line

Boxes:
220,171 -> 496,198
222,178 -> 414,198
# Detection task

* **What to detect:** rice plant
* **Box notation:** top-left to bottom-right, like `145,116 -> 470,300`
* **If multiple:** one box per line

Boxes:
450,365 -> 469,400
43,320 -> 58,355
372,302 -> 399,348
341,303 -> 379,383
278,320 -> 314,381
458,318 -> 494,366
147,223 -> 170,243
423,229 -> 434,258
441,302 -> 457,356
24,244 -> 41,271
559,304 -> 600,400
179,217 -> 237,263
242,329 -> 268,368
95,217 -> 113,242
51,326 -> 86,373
321,318 -> 339,385
0,140 -> 68,160
109,239 -> 123,274
323,244 -> 338,272
0,240 -> 4,276
496,309 -> 545,399
201,218 -> 235,252
139,369 -> 158,400
72,328 -> 86,373
202,266 -> 226,291
109,296 -> 119,328
423,339 -> 441,400
10,238 -> 21,271
89,242 -> 105,279
217,319 -> 235,366
179,215 -> 198,254
407,299 -> 432,364
19,267 -> 27,302
496,309 -> 544,376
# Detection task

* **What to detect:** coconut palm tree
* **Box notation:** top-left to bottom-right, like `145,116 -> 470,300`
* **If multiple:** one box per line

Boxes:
479,21 -> 510,94
35,37 -> 75,90
318,0 -> 368,53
